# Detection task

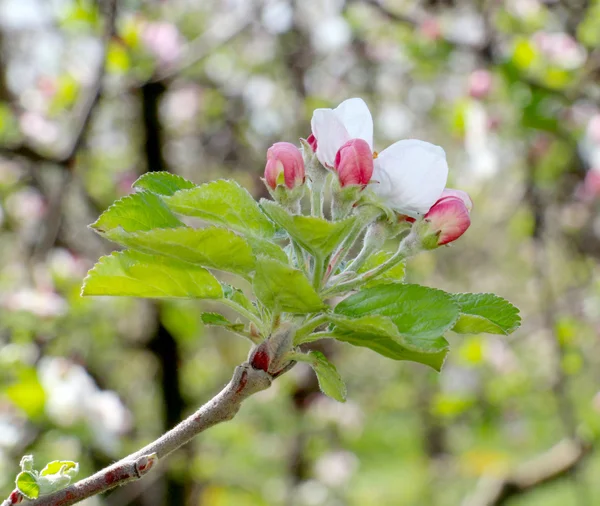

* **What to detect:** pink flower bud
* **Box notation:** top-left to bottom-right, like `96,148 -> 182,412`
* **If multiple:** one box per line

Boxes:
334,138 -> 374,187
307,133 -> 318,152
468,70 -> 492,99
424,191 -> 472,246
264,142 -> 306,190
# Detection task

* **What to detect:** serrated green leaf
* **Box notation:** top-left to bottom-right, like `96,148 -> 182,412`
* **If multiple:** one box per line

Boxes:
327,314 -> 448,371
357,251 -> 406,287
245,236 -> 288,263
133,172 -> 196,196
40,461 -> 78,477
102,227 -> 256,278
252,256 -> 325,313
82,250 -> 222,298
291,351 -> 346,402
200,312 -> 245,332
260,200 -> 356,258
91,191 -> 183,235
16,471 -> 39,499
165,180 -> 277,238
451,293 -> 521,335
334,283 -> 459,350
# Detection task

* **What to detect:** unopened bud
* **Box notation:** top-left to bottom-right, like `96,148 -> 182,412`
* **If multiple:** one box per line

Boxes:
306,133 -> 318,152
249,341 -> 271,372
418,189 -> 472,247
334,139 -> 373,187
264,142 -> 305,190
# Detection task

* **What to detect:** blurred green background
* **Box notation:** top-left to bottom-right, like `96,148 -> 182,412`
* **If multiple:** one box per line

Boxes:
1,0 -> 600,505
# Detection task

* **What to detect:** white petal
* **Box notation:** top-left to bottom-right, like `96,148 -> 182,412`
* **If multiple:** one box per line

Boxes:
373,139 -> 448,217
311,108 -> 350,167
334,98 -> 374,150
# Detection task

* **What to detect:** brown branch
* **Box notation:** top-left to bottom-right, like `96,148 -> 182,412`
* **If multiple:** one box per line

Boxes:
461,438 -> 592,506
6,363 -> 272,506
0,0 -> 118,167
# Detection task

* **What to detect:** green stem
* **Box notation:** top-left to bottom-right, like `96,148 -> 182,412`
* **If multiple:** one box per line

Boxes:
323,232 -> 419,297
324,206 -> 383,283
220,298 -> 267,337
312,254 -> 326,291
295,331 -> 337,345
294,314 -> 329,344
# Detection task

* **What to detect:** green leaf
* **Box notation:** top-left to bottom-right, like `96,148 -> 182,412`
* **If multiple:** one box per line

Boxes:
327,314 -> 448,371
133,172 -> 196,196
16,471 -> 39,500
357,251 -> 406,287
5,368 -> 46,420
261,200 -> 356,258
291,351 -> 346,402
451,293 -> 521,335
40,461 -> 78,477
200,312 -> 245,332
252,256 -> 325,313
165,180 -> 277,238
82,250 -> 223,298
91,191 -> 183,235
102,227 -> 256,278
222,284 -> 259,317
334,283 -> 459,351
245,236 -> 288,263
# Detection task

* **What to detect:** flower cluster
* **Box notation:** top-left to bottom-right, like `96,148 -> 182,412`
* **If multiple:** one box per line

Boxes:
264,98 -> 471,247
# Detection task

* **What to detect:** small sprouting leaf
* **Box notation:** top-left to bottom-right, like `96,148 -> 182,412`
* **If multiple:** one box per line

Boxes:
133,171 -> 196,196
451,293 -> 521,335
20,455 -> 34,472
102,227 -> 256,278
222,284 -> 259,316
291,351 -> 346,402
165,180 -> 277,238
252,256 -> 325,313
357,251 -> 406,287
40,461 -> 78,477
334,283 -> 459,350
16,471 -> 39,500
260,200 -> 356,258
328,314 -> 448,371
91,191 -> 183,235
200,313 -> 245,332
82,250 -> 223,298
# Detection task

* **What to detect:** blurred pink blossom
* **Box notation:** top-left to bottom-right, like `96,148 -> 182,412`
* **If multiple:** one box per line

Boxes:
533,32 -> 586,70
141,21 -> 182,65
468,70 -> 493,99
3,289 -> 67,318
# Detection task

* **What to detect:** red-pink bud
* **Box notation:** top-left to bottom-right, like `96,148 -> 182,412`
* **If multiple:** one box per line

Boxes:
307,133 -> 318,152
264,142 -> 305,190
424,193 -> 471,246
334,138 -> 373,187
249,341 -> 271,372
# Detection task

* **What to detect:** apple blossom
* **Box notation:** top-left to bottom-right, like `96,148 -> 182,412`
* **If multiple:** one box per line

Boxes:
420,190 -> 472,247
264,142 -> 305,189
334,139 -> 373,187
310,98 -> 448,217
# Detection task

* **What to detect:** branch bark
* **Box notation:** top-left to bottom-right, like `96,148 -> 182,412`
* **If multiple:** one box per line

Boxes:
461,438 -> 592,506
6,363 -> 272,506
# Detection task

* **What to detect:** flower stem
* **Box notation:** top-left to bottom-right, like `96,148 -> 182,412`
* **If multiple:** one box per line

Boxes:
323,232 -> 419,296
324,205 -> 383,283
294,314 -> 329,344
220,298 -> 266,340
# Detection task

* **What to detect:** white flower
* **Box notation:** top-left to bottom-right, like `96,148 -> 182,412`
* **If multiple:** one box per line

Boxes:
310,98 -> 448,217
